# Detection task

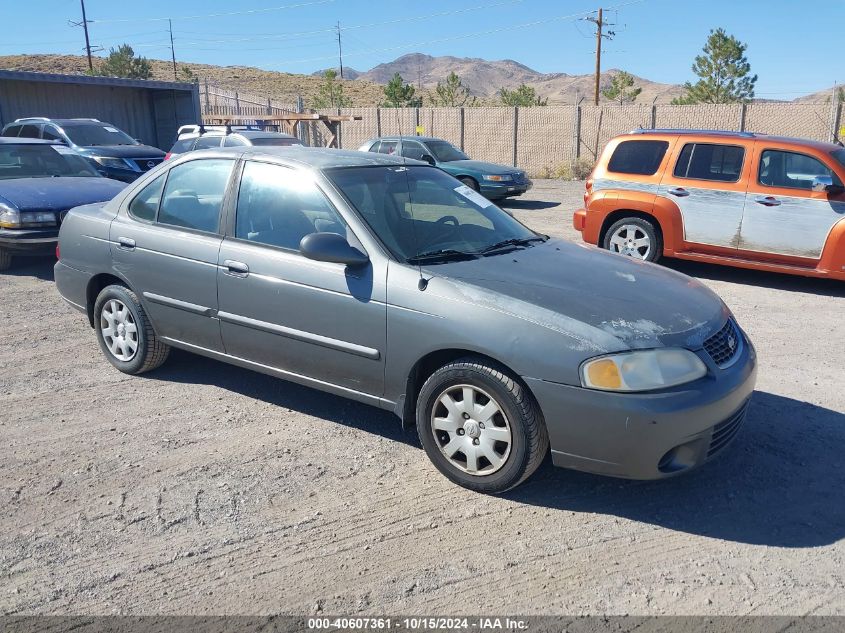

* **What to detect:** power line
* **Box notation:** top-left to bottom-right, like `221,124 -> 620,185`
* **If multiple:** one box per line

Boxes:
89,0 -> 336,24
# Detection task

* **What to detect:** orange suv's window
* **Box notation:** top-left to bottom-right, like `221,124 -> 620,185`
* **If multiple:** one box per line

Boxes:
758,149 -> 842,190
673,143 -> 744,183
607,140 -> 668,176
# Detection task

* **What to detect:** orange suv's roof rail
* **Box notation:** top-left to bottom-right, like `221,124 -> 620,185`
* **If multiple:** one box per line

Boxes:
628,128 -> 757,138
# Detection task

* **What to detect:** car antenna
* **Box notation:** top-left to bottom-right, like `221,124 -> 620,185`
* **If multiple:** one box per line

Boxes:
395,108 -> 428,291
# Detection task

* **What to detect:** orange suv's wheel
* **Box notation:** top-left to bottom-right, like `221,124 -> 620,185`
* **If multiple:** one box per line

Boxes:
603,217 -> 662,263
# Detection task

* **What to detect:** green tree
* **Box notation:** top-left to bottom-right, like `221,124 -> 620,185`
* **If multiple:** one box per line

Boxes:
382,73 -> 419,107
95,44 -> 152,80
311,69 -> 350,108
498,83 -> 547,107
430,71 -> 476,107
179,66 -> 199,84
601,71 -> 642,104
671,28 -> 757,104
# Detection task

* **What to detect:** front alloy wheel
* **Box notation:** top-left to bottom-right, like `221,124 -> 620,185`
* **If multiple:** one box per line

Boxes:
100,298 -> 139,362
603,216 -> 662,263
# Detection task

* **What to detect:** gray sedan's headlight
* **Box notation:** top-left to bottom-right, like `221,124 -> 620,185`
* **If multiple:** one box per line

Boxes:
580,349 -> 707,392
92,157 -> 133,170
0,201 -> 21,228
482,174 -> 514,182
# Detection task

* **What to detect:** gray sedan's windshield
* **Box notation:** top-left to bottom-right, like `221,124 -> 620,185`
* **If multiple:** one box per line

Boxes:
327,166 -> 538,261
426,141 -> 469,162
0,145 -> 101,180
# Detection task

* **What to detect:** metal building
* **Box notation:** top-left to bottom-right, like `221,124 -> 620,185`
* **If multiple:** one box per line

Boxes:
0,70 -> 201,150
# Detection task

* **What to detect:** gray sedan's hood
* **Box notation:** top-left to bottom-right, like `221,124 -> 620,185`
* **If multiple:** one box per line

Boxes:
427,238 -> 727,351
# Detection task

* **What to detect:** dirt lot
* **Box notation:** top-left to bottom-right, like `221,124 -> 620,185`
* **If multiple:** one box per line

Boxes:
1,180 -> 844,616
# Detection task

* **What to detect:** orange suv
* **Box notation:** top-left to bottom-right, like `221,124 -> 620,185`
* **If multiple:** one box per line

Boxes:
573,129 -> 845,281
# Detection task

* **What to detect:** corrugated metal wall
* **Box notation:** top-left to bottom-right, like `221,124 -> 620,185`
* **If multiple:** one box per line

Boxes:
0,79 -> 199,149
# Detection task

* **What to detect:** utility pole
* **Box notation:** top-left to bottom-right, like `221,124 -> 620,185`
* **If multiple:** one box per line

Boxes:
586,8 -> 615,105
336,22 -> 344,78
169,19 -> 178,80
76,0 -> 94,73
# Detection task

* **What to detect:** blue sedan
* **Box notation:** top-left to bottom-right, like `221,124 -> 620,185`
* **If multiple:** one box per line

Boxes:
0,139 -> 126,271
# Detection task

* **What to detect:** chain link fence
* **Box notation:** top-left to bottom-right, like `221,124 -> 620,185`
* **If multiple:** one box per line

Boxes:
201,84 -> 843,177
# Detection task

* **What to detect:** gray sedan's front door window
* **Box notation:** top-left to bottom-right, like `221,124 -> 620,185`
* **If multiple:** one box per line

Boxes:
216,161 -> 386,396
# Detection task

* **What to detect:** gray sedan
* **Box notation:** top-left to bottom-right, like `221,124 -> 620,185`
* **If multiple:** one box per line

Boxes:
54,147 -> 757,493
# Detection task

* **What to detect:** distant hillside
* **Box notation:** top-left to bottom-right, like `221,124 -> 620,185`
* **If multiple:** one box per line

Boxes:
1,53 -> 832,106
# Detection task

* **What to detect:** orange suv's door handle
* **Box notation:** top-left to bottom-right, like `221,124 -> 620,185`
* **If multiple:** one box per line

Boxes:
667,187 -> 690,197
754,196 -> 781,207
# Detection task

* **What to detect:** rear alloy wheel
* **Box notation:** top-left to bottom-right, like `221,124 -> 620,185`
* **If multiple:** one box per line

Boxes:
0,248 -> 11,271
604,216 -> 662,262
416,358 -> 548,493
94,284 -> 169,374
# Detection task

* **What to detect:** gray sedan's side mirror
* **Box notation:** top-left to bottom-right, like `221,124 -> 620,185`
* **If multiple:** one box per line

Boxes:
420,153 -> 436,166
300,232 -> 369,267
811,174 -> 844,194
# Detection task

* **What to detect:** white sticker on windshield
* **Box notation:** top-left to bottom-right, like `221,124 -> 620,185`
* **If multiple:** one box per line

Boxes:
52,146 -> 75,155
454,185 -> 492,208
104,126 -> 120,133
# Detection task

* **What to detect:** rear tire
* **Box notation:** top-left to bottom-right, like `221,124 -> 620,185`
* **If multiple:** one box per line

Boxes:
416,357 -> 548,493
0,248 -> 11,271
603,216 -> 662,263
94,284 -> 169,374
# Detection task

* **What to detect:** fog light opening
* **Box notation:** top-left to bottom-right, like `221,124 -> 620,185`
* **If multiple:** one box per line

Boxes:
658,441 -> 700,474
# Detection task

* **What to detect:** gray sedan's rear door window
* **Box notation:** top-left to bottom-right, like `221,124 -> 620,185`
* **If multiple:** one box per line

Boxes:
157,159 -> 234,233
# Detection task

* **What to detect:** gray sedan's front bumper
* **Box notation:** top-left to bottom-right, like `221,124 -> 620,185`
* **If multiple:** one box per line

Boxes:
524,338 -> 757,479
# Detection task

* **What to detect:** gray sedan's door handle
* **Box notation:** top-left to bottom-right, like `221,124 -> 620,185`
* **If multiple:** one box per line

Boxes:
754,196 -> 781,207
224,259 -> 249,277
117,237 -> 136,250
667,187 -> 690,197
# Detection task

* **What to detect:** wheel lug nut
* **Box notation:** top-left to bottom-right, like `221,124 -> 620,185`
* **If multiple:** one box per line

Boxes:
479,422 -> 485,429
457,429 -> 464,435
472,438 -> 480,445
462,412 -> 470,419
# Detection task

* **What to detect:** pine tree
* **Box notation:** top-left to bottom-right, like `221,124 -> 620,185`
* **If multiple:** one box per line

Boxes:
382,73 -> 419,107
431,72 -> 475,107
95,44 -> 152,80
311,70 -> 350,108
672,28 -> 757,104
498,84 -> 547,107
601,71 -> 642,104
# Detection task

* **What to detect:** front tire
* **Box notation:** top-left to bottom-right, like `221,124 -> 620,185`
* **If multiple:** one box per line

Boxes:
416,358 -> 548,493
603,216 -> 662,262
0,248 -> 11,271
459,177 -> 479,192
94,284 -> 169,374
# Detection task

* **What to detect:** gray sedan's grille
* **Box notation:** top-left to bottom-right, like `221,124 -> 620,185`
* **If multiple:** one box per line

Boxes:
703,319 -> 742,368
708,401 -> 749,457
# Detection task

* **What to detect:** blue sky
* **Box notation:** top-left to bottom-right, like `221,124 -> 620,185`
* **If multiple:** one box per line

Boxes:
2,0 -> 841,98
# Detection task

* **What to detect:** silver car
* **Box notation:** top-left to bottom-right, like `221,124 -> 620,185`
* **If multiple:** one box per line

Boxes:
55,147 -> 757,493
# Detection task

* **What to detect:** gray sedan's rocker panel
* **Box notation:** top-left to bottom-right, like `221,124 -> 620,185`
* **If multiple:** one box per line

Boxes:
55,146 -> 758,482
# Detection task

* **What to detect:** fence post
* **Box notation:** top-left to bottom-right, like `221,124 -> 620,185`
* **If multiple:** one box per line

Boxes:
650,98 -> 658,129
573,99 -> 582,161
235,92 -> 241,117
829,86 -> 841,143
512,107 -> 519,168
376,107 -> 382,137
415,107 -> 420,134
739,103 -> 747,132
203,80 -> 210,117
459,107 -> 465,151
337,107 -> 342,149
267,98 -> 272,115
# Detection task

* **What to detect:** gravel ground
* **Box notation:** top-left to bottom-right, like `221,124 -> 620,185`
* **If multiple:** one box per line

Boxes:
1,179 -> 844,616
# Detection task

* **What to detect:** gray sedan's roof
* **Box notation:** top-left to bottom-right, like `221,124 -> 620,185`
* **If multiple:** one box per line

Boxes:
236,130 -> 298,140
235,146 -> 425,169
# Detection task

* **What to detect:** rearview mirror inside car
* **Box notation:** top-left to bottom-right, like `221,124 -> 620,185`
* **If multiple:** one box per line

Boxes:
300,232 -> 369,267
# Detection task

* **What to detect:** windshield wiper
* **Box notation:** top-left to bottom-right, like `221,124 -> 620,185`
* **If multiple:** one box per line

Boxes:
406,249 -> 477,264
477,235 -> 548,256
